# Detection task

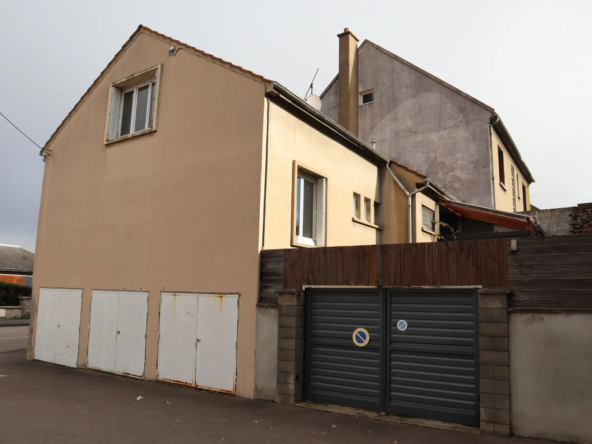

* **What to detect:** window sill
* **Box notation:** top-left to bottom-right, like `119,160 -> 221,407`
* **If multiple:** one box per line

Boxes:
499,182 -> 507,192
352,217 -> 382,230
421,227 -> 437,236
105,127 -> 156,146
291,240 -> 320,249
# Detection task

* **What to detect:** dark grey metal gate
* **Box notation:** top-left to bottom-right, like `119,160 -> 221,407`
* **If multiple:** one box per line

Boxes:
304,288 -> 384,411
388,288 -> 479,426
304,288 -> 479,427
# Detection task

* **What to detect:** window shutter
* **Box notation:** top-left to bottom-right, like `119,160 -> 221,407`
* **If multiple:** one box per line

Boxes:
316,178 -> 327,246
107,87 -> 122,140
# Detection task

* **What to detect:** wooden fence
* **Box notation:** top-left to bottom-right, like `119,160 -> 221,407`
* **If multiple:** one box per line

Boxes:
260,239 -> 508,303
507,235 -> 592,309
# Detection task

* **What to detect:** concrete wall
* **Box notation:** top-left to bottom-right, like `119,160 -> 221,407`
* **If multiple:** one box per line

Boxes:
322,42 -> 495,208
521,207 -> 574,236
491,130 -> 530,213
254,304 -> 279,402
320,76 -> 339,122
264,99 -> 381,249
30,29 -> 267,397
510,313 -> 592,443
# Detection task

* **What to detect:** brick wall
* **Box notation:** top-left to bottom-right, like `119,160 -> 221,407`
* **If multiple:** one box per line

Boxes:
569,202 -> 592,235
479,288 -> 511,437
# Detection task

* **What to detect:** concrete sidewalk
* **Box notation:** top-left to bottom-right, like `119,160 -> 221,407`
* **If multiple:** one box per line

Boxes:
0,350 -> 558,444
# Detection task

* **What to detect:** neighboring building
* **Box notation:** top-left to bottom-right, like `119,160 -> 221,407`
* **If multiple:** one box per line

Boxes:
0,244 -> 34,286
30,26 -> 468,399
320,29 -> 535,213
521,202 -> 592,236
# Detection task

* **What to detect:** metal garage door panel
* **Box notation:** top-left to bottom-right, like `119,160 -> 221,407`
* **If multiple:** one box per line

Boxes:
157,293 -> 197,385
195,294 -> 239,393
88,291 -> 119,372
305,289 -> 383,411
34,288 -> 61,363
388,289 -> 479,426
54,289 -> 83,368
115,292 -> 148,377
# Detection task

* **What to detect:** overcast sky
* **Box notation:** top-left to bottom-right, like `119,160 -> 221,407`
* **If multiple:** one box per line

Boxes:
1,0 -> 591,251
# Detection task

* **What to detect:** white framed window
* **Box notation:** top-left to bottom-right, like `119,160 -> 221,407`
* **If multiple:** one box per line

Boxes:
364,197 -> 372,222
511,165 -> 516,212
105,65 -> 161,144
422,205 -> 435,231
294,169 -> 327,247
353,193 -> 361,219
360,89 -> 375,105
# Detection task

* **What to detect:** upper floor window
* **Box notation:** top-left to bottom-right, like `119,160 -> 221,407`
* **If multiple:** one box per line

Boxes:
293,166 -> 327,247
498,147 -> 505,186
511,166 -> 516,212
360,89 -> 374,105
353,193 -> 361,219
105,65 -> 161,144
364,197 -> 372,223
522,184 -> 528,211
422,206 -> 435,232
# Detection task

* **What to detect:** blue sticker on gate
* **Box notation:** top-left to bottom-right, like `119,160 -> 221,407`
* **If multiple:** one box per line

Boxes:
352,328 -> 370,347
397,320 -> 408,331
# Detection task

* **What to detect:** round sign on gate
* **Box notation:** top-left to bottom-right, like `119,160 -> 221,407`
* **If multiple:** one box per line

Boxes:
397,320 -> 408,331
352,328 -> 370,347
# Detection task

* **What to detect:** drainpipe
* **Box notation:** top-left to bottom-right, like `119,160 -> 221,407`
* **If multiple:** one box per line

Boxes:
489,114 -> 500,209
386,160 -> 429,243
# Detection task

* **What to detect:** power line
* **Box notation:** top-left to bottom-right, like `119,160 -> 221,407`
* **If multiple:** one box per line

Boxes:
0,111 -> 43,150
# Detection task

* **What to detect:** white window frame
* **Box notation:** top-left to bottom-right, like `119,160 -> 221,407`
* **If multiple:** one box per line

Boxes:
105,65 -> 161,145
295,171 -> 318,246
360,89 -> 375,105
364,197 -> 372,223
422,205 -> 436,232
353,193 -> 361,219
118,80 -> 157,138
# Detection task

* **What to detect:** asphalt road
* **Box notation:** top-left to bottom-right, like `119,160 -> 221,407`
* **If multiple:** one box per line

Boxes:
0,326 -> 28,353
0,350 -> 558,444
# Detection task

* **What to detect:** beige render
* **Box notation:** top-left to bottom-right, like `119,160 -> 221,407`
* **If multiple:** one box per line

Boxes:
491,130 -> 530,213
29,26 -> 440,398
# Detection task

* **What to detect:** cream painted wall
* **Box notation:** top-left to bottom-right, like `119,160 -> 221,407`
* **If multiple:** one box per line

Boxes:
492,130 -> 530,213
414,193 -> 438,243
29,30 -> 266,397
263,101 -> 381,249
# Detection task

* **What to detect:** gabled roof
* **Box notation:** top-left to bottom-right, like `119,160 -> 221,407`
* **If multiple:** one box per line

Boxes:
0,245 -> 35,274
320,38 -> 534,183
439,200 -> 541,234
41,25 -> 272,156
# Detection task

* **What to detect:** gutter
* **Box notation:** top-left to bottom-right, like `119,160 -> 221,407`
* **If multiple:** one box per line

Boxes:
271,82 -> 388,163
386,160 -> 429,243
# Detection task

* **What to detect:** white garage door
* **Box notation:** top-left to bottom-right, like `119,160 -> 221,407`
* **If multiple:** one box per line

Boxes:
157,293 -> 239,393
88,291 -> 148,377
34,288 -> 83,368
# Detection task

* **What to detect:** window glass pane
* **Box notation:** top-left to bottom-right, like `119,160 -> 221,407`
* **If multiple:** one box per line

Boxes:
303,179 -> 314,239
422,206 -> 435,231
296,178 -> 301,236
364,198 -> 371,222
134,85 -> 150,132
362,92 -> 374,104
149,82 -> 156,128
120,91 -> 134,136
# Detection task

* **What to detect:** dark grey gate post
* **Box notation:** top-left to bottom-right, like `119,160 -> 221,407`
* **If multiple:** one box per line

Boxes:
276,289 -> 304,406
478,288 -> 511,436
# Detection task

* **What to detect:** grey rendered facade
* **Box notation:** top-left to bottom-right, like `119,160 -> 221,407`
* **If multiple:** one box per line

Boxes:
320,40 -> 532,209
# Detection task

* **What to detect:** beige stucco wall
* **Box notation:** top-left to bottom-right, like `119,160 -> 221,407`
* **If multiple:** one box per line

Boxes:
263,101 -> 381,249
510,312 -> 592,443
29,30 -> 267,397
491,130 -> 530,213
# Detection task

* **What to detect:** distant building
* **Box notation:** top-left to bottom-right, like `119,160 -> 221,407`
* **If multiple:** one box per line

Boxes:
0,244 -> 34,286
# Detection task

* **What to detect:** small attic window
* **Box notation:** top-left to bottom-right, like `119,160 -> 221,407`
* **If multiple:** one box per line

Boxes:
360,90 -> 374,105
105,65 -> 161,144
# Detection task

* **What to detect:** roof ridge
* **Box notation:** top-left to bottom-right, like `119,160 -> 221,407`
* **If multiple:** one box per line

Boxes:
41,25 -> 272,155
359,39 -> 495,114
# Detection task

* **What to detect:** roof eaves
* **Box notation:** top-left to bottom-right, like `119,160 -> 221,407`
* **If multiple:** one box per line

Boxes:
41,25 -> 273,156
359,40 -> 495,114
491,115 -> 535,183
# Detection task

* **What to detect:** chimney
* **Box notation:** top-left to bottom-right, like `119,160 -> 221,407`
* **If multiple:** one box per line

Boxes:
337,28 -> 359,135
